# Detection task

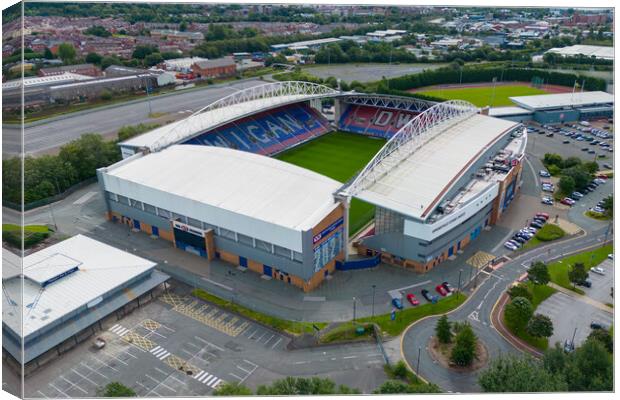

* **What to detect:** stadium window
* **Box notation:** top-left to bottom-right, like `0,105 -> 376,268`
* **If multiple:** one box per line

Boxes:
130,198 -> 142,210
117,195 -> 129,205
187,217 -> 202,228
106,191 -> 118,202
143,203 -> 157,215
237,233 -> 253,246
219,228 -> 236,240
171,212 -> 187,223
255,239 -> 272,253
157,208 -> 171,219
293,251 -> 303,263
274,245 -> 291,258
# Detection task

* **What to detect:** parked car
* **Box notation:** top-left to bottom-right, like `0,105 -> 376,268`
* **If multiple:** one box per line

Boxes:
577,279 -> 592,288
561,197 -> 575,206
590,266 -> 605,275
533,218 -> 546,225
442,282 -> 455,293
421,289 -> 437,303
572,191 -> 584,199
546,133 -> 554,137
512,235 -> 526,244
563,339 -> 575,353
530,221 -> 544,229
391,297 -> 403,310
535,212 -> 549,220
504,241 -> 518,251
406,293 -> 420,306
590,321 -> 606,330
435,284 -> 449,297
541,196 -> 554,205
507,239 -> 522,248
608,254 -> 613,260
603,163 -> 613,170
539,170 -> 551,178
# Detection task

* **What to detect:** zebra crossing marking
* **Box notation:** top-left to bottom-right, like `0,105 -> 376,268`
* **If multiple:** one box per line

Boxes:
149,346 -> 171,360
193,370 -> 223,388
109,324 -> 130,336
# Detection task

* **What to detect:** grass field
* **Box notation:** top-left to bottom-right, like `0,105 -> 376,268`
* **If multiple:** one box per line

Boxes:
548,244 -> 613,294
275,131 -> 386,235
416,85 -> 548,107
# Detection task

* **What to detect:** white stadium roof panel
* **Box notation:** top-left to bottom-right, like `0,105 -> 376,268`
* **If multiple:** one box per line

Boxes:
509,91 -> 613,111
488,106 -> 533,117
355,114 -> 518,220
2,235 -> 156,338
103,145 -> 341,232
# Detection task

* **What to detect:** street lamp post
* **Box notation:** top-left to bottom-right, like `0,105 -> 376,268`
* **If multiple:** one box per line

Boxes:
416,347 -> 421,375
371,285 -> 376,318
457,269 -> 463,299
353,297 -> 356,322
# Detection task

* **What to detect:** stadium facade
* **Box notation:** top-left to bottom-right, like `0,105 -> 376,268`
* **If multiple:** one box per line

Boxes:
98,82 -> 532,290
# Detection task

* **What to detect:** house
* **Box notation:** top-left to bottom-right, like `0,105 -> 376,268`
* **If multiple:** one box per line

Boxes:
38,63 -> 102,77
191,57 -> 236,79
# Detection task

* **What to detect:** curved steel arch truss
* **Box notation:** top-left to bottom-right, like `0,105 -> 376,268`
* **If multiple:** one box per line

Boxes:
150,81 -> 339,152
340,100 -> 479,197
342,93 -> 435,113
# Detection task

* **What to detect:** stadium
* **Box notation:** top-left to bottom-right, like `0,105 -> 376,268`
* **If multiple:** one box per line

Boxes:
98,80 -> 528,291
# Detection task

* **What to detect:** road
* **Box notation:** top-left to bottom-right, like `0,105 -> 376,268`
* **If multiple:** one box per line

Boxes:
401,228 -> 612,393
2,78 -> 265,156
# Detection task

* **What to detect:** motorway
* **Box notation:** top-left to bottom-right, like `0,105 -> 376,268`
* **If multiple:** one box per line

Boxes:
2,78 -> 265,156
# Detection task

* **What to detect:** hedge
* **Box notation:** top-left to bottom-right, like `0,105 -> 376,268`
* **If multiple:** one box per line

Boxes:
535,224 -> 566,242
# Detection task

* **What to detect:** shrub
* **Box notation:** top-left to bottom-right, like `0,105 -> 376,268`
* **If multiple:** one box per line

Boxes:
535,224 -> 565,242
450,322 -> 477,366
504,297 -> 533,329
526,314 -> 554,338
99,382 -> 136,397
507,283 -> 533,302
435,314 -> 452,344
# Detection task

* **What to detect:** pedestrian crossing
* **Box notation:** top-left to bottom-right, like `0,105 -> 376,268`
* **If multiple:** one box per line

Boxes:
109,324 -> 130,337
149,346 -> 171,360
193,370 -> 223,388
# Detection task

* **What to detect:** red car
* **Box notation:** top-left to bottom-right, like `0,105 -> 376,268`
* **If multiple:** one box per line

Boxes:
435,284 -> 449,296
406,293 -> 420,306
535,212 -> 549,220
561,197 -> 574,206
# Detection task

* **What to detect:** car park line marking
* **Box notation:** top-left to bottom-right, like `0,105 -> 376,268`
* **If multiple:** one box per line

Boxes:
80,362 -> 108,379
212,379 -> 223,388
121,348 -> 139,359
103,351 -> 129,366
294,361 -> 307,364
134,381 -> 150,391
73,191 -> 97,205
49,383 -> 71,397
75,226 -> 90,233
91,355 -> 119,372
271,337 -> 283,349
37,390 -> 50,398
343,355 -> 357,359
186,341 -> 200,349
263,334 -> 275,344
229,373 -> 244,381
60,376 -> 88,394
71,369 -> 97,386
236,365 -> 251,374
181,348 -> 195,357
194,336 -> 225,351
167,375 -> 185,386
247,328 -> 258,339
256,331 -> 266,341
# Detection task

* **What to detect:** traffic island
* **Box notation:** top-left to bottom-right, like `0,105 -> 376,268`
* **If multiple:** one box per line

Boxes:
427,336 -> 489,372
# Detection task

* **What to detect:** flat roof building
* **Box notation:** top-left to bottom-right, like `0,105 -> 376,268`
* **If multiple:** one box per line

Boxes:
546,45 -> 614,61
98,145 -> 346,292
509,91 -> 614,111
2,235 -> 168,366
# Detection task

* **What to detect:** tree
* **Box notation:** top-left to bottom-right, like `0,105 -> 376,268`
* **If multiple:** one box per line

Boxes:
526,314 -> 554,338
601,195 -> 613,217
99,382 -> 136,397
450,322 -> 477,366
562,166 -> 592,192
504,297 -> 533,329
57,42 -> 76,64
543,153 -> 563,167
568,262 -> 589,288
583,161 -> 599,174
84,25 -> 111,37
256,377 -> 359,395
564,338 -> 613,391
213,382 -> 252,396
101,55 -> 122,69
435,315 -> 452,344
527,261 -> 550,285
85,52 -> 103,65
507,283 -> 532,301
132,44 -> 158,59
179,20 -> 188,31
144,52 -> 163,67
479,355 -> 567,392
587,328 -> 613,353
558,175 -> 575,195
43,47 -> 54,59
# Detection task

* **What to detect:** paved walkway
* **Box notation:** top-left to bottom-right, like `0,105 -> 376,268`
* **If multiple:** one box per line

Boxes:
554,218 -> 582,235
547,282 -> 613,313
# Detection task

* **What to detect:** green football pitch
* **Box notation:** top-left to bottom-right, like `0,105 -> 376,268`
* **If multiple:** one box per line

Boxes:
276,131 -> 386,236
416,84 -> 547,107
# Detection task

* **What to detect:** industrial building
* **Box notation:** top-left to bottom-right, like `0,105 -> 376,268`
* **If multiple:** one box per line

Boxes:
509,91 -> 614,123
2,235 -> 168,371
98,145 -> 345,292
545,44 -> 614,61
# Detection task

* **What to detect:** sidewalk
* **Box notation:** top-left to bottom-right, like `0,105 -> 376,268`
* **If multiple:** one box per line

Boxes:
548,282 -> 613,313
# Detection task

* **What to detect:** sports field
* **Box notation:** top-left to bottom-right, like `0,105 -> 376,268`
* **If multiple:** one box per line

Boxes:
276,131 -> 385,235
416,84 -> 547,107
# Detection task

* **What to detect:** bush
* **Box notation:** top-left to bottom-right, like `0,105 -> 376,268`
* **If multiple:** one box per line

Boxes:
507,284 -> 533,302
526,314 -> 554,338
99,382 -> 136,397
435,314 -> 452,344
504,297 -> 533,329
450,322 -> 477,366
535,224 -> 565,242
100,89 -> 113,101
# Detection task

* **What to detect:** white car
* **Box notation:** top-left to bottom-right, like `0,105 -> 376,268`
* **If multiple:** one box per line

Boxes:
590,266 -> 605,275
504,242 -> 518,251
608,254 -> 613,260
539,170 -> 551,178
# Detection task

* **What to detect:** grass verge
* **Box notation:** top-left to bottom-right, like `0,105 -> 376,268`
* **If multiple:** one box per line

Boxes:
319,322 -> 374,344
585,210 -> 612,221
358,294 -> 467,336
191,288 -> 326,335
548,244 -> 613,294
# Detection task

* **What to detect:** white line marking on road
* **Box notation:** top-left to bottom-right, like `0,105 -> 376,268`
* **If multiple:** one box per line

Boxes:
524,156 -> 539,188
145,374 -> 161,385
477,301 -> 484,310
229,373 -> 243,381
186,341 -> 200,349
135,381 -> 149,391
91,355 -> 119,372
343,356 -> 357,359
194,336 -> 225,351
236,365 -> 251,374
150,346 -> 161,353
206,376 -> 218,386
75,226 -> 90,233
256,331 -> 266,341
200,277 -> 233,291
61,376 -> 87,394
194,371 -> 206,380
181,348 -> 194,357
246,328 -> 258,338
294,361 -> 307,364
154,367 -> 168,376
80,362 -> 108,379
199,374 -> 212,383
168,375 -> 185,386
71,369 -> 97,386
271,337 -> 283,349
37,390 -> 50,398
73,191 -> 97,205
49,383 -> 70,398
212,379 -> 223,388
263,334 -> 275,344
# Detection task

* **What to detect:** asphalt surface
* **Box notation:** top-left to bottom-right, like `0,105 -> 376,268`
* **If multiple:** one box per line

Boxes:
304,63 -> 445,83
2,78 -> 265,156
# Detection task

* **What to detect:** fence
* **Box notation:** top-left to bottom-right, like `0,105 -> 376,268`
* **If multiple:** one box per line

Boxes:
335,254 -> 381,271
3,177 -> 98,211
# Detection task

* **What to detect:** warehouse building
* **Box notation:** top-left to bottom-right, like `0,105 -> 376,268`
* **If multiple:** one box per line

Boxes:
2,235 -> 168,371
545,44 -> 614,61
509,91 -> 614,123
341,101 -> 526,272
98,145 -> 345,292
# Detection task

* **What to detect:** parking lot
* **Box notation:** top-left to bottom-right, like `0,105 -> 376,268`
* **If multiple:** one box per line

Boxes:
580,258 -> 614,305
537,291 -> 613,348
23,281 -> 388,397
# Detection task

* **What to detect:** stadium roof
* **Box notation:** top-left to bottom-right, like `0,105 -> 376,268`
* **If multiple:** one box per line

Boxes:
2,235 -> 157,339
103,145 -> 342,232
352,113 -> 518,220
546,44 -> 614,60
509,91 -> 613,111
488,106 -> 533,117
